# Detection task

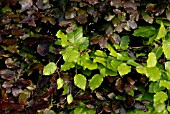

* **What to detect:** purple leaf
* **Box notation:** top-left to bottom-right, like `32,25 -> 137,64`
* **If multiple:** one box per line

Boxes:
0,69 -> 16,80
37,43 -> 49,56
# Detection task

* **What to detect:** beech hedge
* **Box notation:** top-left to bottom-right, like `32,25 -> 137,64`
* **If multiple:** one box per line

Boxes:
1,0 -> 170,114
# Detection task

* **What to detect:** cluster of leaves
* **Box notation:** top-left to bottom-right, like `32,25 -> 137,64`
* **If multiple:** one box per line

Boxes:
1,0 -> 170,113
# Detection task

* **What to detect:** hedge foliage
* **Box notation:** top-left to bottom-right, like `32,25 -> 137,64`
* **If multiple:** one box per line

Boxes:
1,0 -> 170,113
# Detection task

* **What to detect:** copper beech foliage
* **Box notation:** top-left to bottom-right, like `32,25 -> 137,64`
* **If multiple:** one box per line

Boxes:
0,0 -> 170,113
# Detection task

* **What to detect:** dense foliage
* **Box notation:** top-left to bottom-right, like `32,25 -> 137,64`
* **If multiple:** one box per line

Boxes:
1,0 -> 170,113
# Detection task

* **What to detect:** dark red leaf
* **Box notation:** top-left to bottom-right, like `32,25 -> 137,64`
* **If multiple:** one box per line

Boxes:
0,101 -> 10,110
5,58 -> 19,69
2,0 -> 17,6
19,0 -> 33,12
37,43 -> 49,56
1,88 -> 8,100
28,20 -> 36,27
36,1 -> 51,10
127,77 -> 135,85
109,33 -> 120,44
0,69 -> 16,80
10,103 -> 24,110
125,84 -> 131,93
75,93 -> 93,101
86,0 -> 98,5
11,29 -> 25,37
120,106 -> 126,114
134,101 -> 148,112
115,78 -> 124,93
112,103 -> 120,111
12,88 -> 23,97
31,100 -> 49,110
2,39 -> 17,46
102,103 -> 112,112
2,81 -> 13,88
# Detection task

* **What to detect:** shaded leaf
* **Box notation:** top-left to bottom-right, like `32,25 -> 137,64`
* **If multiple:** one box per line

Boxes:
12,88 -> 23,97
115,78 -> 124,93
19,0 -> 33,12
89,74 -> 103,90
37,43 -> 49,56
0,69 -> 16,80
142,11 -> 154,24
74,74 -> 87,90
166,8 -> 170,21
43,62 -> 57,75
133,26 -> 157,37
120,36 -> 130,50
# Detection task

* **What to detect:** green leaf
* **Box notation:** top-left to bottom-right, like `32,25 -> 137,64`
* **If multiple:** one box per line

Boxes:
154,91 -> 168,106
127,60 -> 140,67
120,36 -> 130,50
43,109 -> 56,114
61,62 -> 75,71
160,80 -> 170,90
67,27 -> 89,50
93,57 -> 106,66
155,103 -> 166,113
156,22 -> 167,40
62,85 -> 69,95
62,48 -> 80,63
163,42 -> 170,60
136,66 -> 147,74
106,44 -> 118,57
74,74 -> 87,90
89,74 -> 103,90
56,30 -> 68,47
94,50 -> 107,57
152,46 -> 163,59
133,26 -> 157,37
57,78 -> 64,89
110,58 -> 122,71
165,61 -> 170,73
80,53 -> 98,70
67,94 -> 73,104
147,52 -> 157,67
73,106 -> 96,114
146,67 -> 161,81
100,68 -> 117,77
118,63 -> 131,76
43,62 -> 57,75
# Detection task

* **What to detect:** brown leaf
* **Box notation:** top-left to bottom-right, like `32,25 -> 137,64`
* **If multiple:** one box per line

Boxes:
12,88 -> 23,97
19,0 -> 33,12
134,101 -> 148,112
127,20 -> 137,29
5,58 -> 19,69
86,0 -> 98,5
1,88 -> 8,100
0,101 -> 10,110
166,8 -> 170,21
127,77 -> 135,85
0,69 -> 16,80
2,81 -> 13,88
75,93 -> 93,101
115,78 -> 124,93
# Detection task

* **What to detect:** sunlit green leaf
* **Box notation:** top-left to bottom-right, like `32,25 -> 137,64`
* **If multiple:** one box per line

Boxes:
146,67 -> 161,81
118,63 -> 131,76
136,66 -> 147,74
156,22 -> 167,40
154,91 -> 168,106
106,44 -> 118,57
89,74 -> 103,90
61,62 -> 75,71
110,59 -> 122,71
160,80 -> 170,90
155,103 -> 166,113
133,26 -> 157,37
63,48 -> 80,63
127,60 -> 140,67
43,109 -> 56,114
163,42 -> 170,60
67,27 -> 89,50
43,62 -> 57,75
93,57 -> 106,66
56,30 -> 68,47
67,94 -> 73,104
165,61 -> 170,73
152,46 -> 163,59
74,74 -> 87,90
94,50 -> 107,57
147,52 -> 157,67
62,85 -> 69,95
57,78 -> 64,89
